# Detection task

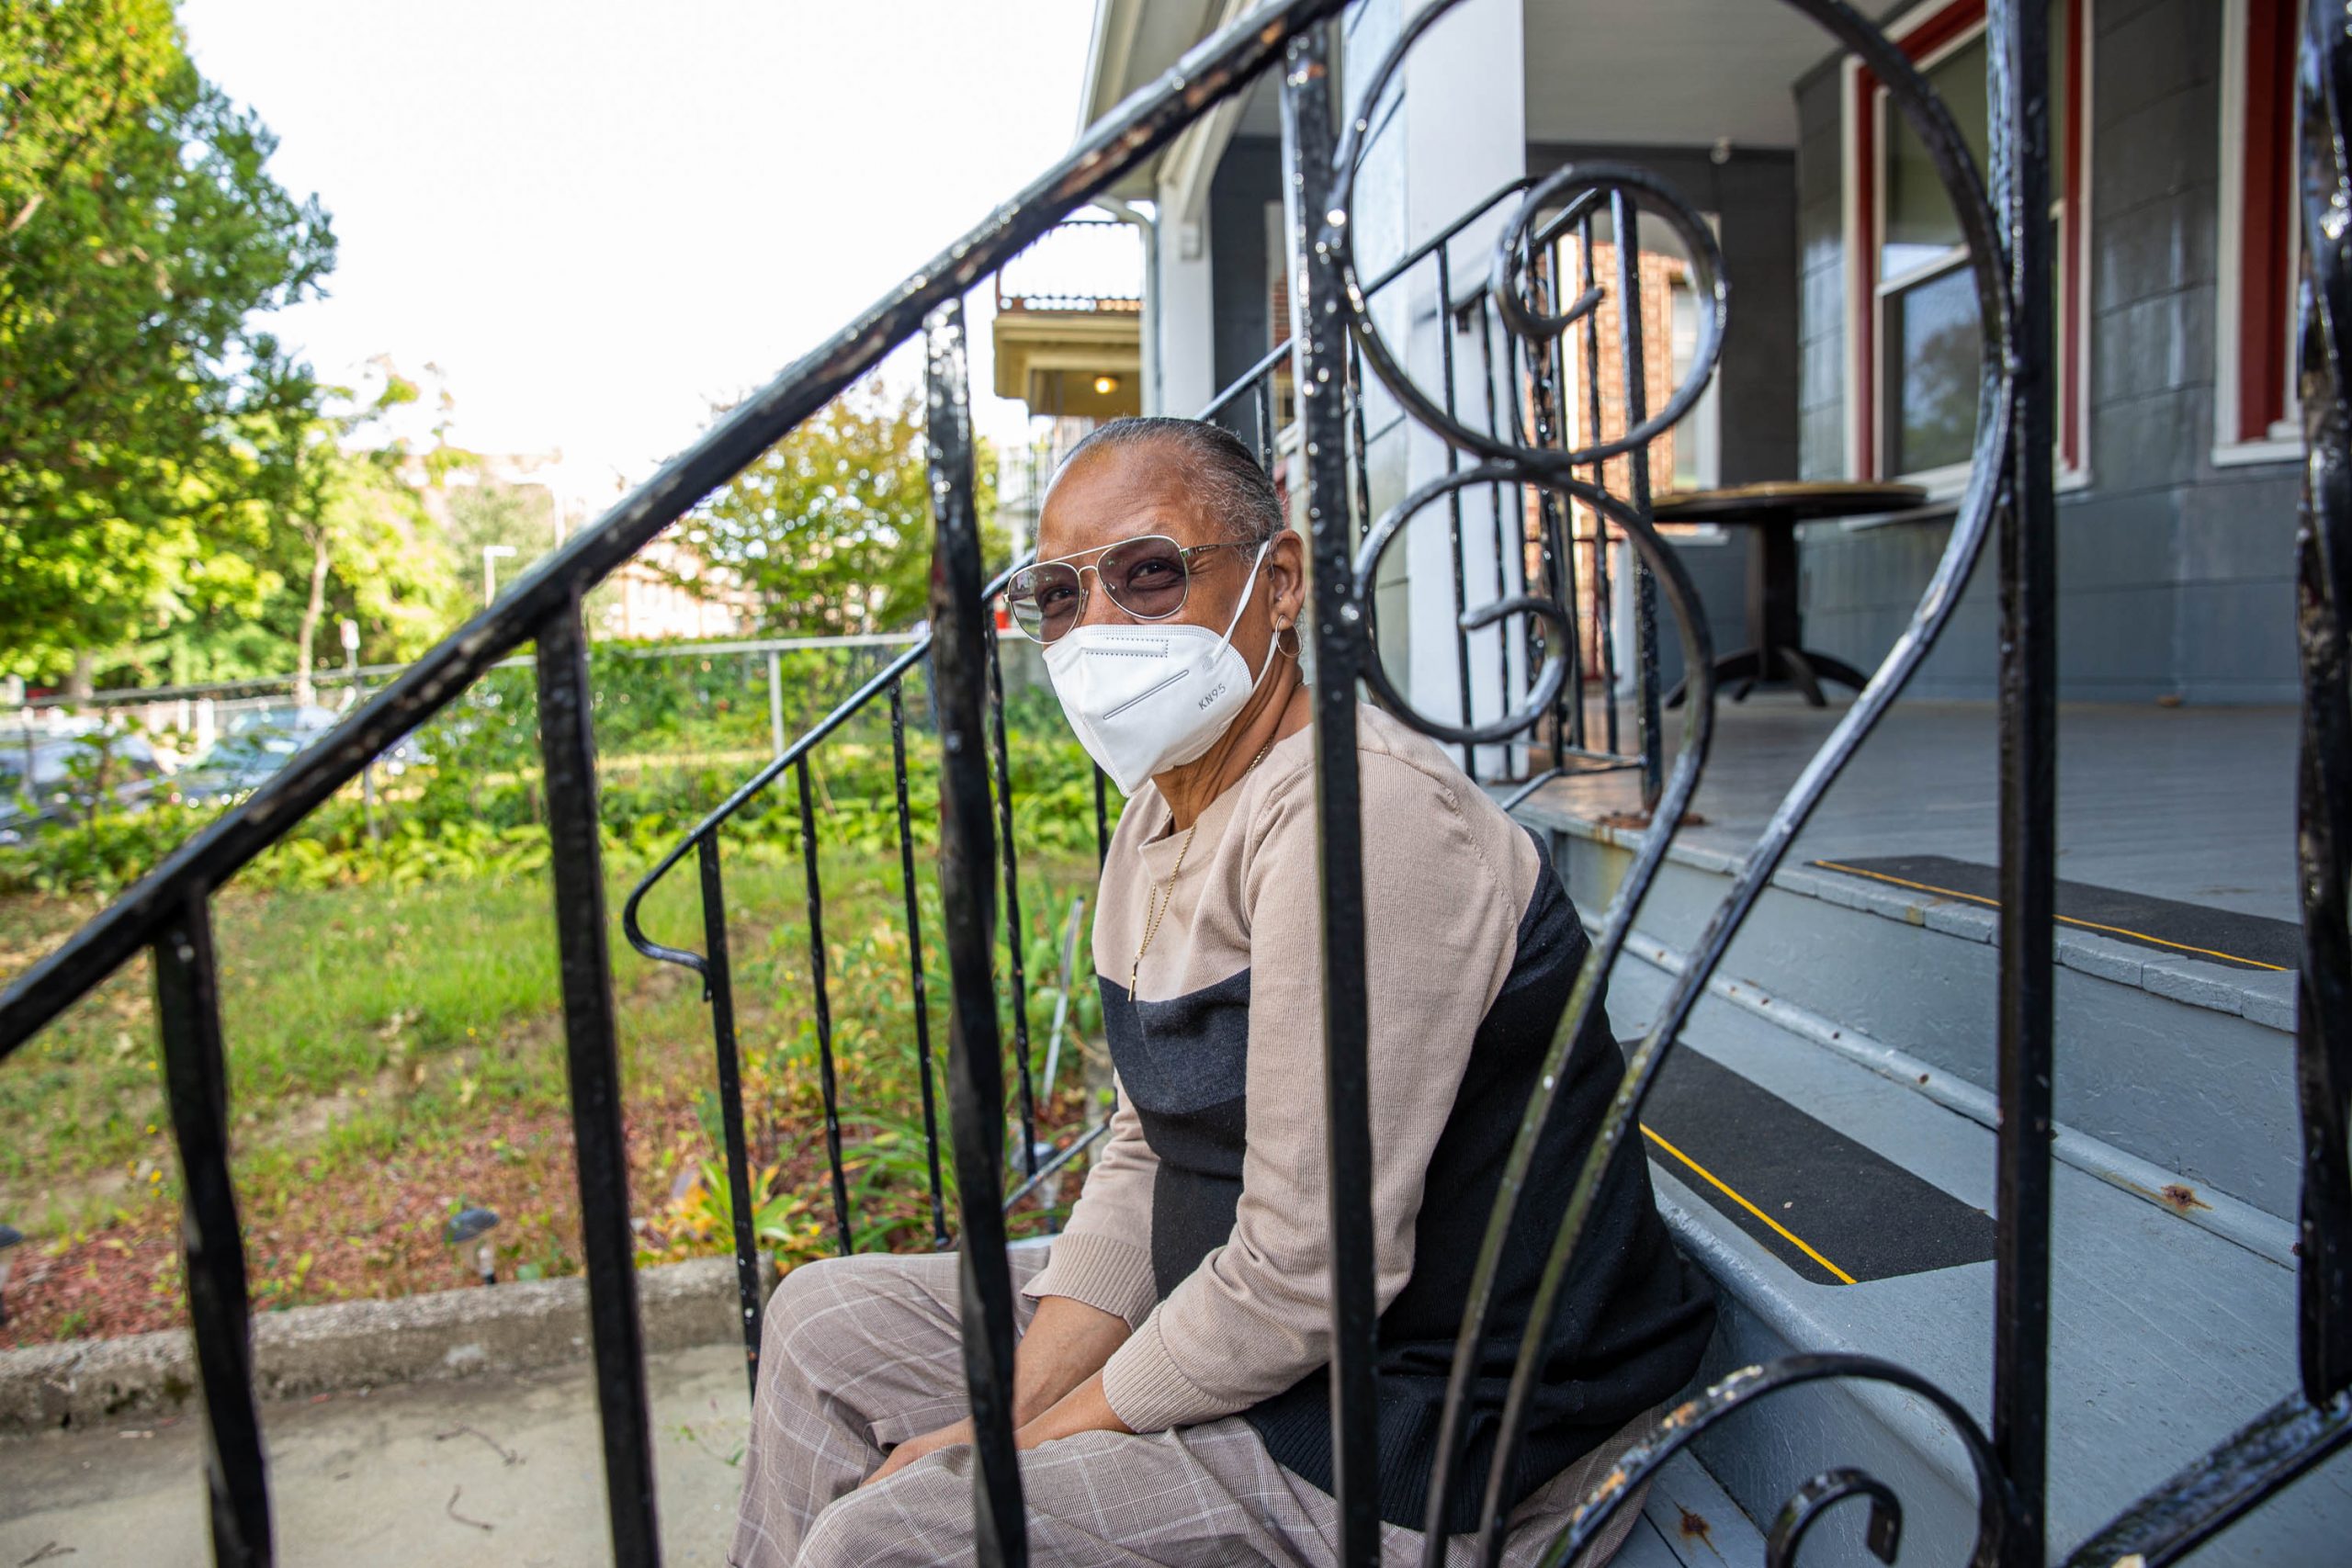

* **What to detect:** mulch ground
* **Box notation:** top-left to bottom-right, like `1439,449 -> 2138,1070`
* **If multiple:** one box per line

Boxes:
0,1084 -> 1090,1350
0,1100 -> 693,1349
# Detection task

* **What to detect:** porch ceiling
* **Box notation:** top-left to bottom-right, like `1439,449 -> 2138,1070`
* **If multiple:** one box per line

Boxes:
1081,1 -> 1842,173
1524,0 -> 1833,150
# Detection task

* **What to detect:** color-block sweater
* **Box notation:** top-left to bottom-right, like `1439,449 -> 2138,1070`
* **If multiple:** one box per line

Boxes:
1023,703 -> 1715,1532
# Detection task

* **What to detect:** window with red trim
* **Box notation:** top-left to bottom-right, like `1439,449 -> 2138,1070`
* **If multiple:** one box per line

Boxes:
1852,0 -> 2086,482
2225,0 -> 2298,447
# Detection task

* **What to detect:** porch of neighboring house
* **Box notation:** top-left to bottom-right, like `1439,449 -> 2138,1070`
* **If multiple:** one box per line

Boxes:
989,215 -> 1148,561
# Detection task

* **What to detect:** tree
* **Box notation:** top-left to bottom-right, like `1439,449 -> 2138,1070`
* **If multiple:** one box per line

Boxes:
254,364 -> 461,701
686,381 -> 1001,637
0,0 -> 178,240
0,0 -> 335,685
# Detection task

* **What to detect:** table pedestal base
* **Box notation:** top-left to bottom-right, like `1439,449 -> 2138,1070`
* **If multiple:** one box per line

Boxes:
1667,645 -> 1871,708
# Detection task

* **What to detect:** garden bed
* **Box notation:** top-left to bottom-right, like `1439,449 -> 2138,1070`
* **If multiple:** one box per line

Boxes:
1,818 -> 1103,1348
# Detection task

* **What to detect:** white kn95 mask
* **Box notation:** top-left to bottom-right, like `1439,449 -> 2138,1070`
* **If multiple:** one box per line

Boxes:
1041,537 -> 1275,794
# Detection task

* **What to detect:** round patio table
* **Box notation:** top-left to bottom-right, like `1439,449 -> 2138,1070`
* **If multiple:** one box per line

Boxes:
1656,479 -> 1928,706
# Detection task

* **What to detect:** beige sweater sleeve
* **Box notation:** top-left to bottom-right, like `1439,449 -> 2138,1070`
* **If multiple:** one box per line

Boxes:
1099,750 -> 1527,1431
1019,1072 -> 1162,1328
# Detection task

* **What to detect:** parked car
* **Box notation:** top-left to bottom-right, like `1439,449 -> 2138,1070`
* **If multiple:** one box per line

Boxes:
171,722 -> 326,806
171,704 -> 425,806
0,731 -> 166,842
220,703 -> 340,741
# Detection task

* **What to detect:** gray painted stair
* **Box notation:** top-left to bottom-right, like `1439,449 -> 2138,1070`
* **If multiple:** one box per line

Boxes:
1619,1451 -> 1771,1566
1559,874 -> 2349,1564
1521,797 -> 2301,1255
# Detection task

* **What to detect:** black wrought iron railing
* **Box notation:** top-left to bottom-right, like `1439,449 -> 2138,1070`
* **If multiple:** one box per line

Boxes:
1199,170 -> 1666,802
3,3 -> 2348,1567
617,563 -> 1118,1398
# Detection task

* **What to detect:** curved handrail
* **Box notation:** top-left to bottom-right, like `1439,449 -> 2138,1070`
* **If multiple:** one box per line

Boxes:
0,0 -> 1353,1062
619,560 -> 1023,972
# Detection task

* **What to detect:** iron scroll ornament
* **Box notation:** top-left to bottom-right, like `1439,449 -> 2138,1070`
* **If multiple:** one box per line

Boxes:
1295,1 -> 2023,1564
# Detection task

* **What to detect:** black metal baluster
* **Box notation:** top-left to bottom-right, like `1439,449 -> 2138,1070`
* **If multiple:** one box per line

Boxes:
536,599 -> 662,1567
796,756 -> 854,1255
2295,0 -> 2352,1413
1256,375 -> 1279,473
1281,29 -> 1378,1566
1610,189 -> 1666,810
1549,286 -> 1586,754
153,896 -> 272,1568
1092,765 -> 1111,870
1499,304 -> 1544,747
1436,243 -> 1477,772
1991,6 -> 2057,1563
1489,268 -> 1520,761
1476,297 -> 1527,744
1580,209 -> 1621,756
1349,337 -> 1376,549
695,832 -> 763,1397
925,299 -> 1027,1568
987,625 -> 1038,1179
891,680 -> 951,1252
1522,243 -> 1575,769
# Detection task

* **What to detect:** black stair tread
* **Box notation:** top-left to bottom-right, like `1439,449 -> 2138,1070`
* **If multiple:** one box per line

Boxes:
1807,853 -> 2300,973
1642,1044 -> 1996,1286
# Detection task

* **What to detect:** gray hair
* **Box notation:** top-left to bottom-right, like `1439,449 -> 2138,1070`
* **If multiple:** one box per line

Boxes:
1055,416 -> 1283,545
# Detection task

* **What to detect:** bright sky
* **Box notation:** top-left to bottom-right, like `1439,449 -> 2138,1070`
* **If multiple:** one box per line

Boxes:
180,0 -> 1101,508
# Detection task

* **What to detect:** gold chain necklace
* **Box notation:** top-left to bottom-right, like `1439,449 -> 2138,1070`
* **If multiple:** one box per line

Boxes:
1130,739 -> 1273,993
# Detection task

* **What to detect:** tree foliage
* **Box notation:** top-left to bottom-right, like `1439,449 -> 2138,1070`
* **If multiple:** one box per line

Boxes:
689,382 -> 1001,637
0,0 -> 335,682
0,6 -> 992,694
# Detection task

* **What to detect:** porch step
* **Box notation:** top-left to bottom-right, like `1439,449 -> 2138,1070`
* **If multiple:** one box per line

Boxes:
1621,1450 -> 1770,1566
1517,793 -> 2303,1234
1600,936 -> 2349,1566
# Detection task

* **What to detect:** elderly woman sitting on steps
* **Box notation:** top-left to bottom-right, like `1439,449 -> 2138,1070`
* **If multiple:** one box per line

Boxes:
730,416 -> 1714,1568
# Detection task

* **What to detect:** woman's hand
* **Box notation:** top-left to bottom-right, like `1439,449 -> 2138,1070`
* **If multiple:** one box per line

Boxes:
1012,1371 -> 1132,1450
862,1417 -> 974,1488
860,1373 -> 1136,1488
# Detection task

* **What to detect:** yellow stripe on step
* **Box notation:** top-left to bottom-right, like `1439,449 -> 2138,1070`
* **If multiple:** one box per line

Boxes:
1640,1122 -> 1859,1286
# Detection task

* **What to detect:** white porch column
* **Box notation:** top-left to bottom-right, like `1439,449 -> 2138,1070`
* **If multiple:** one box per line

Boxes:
1345,0 -> 1529,775
1154,185 -> 1218,419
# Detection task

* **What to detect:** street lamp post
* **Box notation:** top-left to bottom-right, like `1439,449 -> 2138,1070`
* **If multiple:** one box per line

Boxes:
482,544 -> 520,604
342,619 -> 377,841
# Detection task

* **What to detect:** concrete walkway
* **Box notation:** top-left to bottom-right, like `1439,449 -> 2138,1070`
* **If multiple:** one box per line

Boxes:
0,1346 -> 752,1567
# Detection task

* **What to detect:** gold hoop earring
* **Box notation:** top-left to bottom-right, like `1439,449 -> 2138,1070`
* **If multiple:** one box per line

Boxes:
1276,624 -> 1303,660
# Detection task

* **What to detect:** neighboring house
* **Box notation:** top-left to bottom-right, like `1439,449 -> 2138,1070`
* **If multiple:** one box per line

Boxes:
597,530 -> 755,643
990,215 -> 1148,558
423,453 -> 755,640
1078,0 -> 2298,710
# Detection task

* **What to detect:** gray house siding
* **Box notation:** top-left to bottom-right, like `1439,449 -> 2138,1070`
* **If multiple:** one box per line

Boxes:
1790,0 -> 2300,703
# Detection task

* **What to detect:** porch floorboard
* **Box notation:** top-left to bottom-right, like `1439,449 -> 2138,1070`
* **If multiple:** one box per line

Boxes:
1527,695 -> 2298,924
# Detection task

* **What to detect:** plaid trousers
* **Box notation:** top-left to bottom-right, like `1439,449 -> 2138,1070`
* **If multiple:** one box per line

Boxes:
730,1245 -> 1652,1568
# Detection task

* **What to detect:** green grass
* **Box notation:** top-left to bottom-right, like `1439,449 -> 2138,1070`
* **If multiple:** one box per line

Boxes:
0,834 -> 1102,1346
0,688 -> 1113,1344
